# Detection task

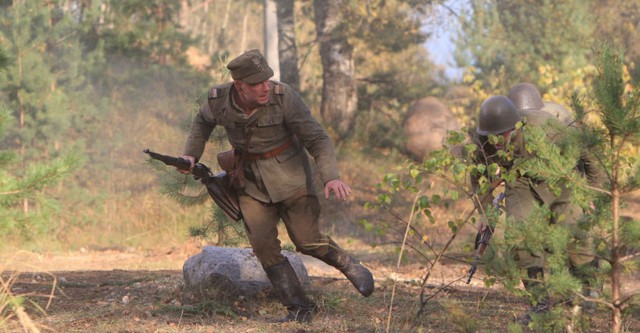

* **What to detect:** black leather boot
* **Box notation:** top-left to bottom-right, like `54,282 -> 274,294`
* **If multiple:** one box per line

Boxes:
518,267 -> 549,326
318,239 -> 374,297
264,258 -> 315,323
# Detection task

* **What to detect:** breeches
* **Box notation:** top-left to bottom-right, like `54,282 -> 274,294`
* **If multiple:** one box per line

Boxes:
505,179 -> 594,269
238,189 -> 330,268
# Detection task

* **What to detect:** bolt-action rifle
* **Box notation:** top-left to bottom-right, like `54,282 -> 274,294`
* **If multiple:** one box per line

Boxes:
466,191 -> 505,284
143,149 -> 242,221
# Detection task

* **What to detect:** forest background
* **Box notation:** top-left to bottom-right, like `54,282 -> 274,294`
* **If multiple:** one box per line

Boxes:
1,1 -> 640,332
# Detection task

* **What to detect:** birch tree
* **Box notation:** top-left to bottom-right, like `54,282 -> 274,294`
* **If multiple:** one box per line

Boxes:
276,0 -> 299,90
313,0 -> 357,139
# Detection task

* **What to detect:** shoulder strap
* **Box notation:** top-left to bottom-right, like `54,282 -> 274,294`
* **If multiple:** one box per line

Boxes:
207,85 -> 231,124
208,87 -> 221,99
273,83 -> 285,95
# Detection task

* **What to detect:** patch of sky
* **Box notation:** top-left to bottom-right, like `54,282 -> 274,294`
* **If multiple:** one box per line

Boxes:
422,0 -> 469,82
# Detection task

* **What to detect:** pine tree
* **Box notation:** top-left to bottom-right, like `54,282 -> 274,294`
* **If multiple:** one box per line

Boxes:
98,0 -> 193,66
455,0 -> 593,97
570,44 -> 640,333
0,40 -> 79,243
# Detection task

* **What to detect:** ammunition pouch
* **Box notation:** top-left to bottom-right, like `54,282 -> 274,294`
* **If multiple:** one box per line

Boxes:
217,149 -> 246,190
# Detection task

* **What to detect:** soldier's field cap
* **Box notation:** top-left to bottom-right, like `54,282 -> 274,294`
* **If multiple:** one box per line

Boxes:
227,49 -> 274,84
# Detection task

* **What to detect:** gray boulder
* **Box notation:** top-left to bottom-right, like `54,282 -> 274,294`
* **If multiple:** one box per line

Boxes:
403,97 -> 461,161
182,246 -> 309,301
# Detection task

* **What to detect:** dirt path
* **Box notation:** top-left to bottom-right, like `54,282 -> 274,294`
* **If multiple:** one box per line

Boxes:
2,247 -> 639,333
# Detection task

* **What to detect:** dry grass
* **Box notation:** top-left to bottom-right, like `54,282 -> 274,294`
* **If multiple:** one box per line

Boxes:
0,252 -> 58,333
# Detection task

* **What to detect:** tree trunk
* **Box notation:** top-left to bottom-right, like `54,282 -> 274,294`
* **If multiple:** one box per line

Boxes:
264,0 -> 280,80
313,0 -> 357,140
14,1 -> 28,214
241,2 -> 249,52
275,0 -> 299,90
217,0 -> 232,52
611,172 -> 622,333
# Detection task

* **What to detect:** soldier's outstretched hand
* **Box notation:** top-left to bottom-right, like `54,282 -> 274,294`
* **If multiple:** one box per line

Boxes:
325,179 -> 352,201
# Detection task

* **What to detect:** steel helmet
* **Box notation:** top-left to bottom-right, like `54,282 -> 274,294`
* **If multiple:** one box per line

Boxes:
476,95 -> 522,136
507,83 -> 545,111
542,101 -> 574,125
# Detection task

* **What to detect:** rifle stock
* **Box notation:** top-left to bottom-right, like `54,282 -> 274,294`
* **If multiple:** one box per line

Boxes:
466,227 -> 493,284
143,149 -> 211,180
466,191 -> 504,284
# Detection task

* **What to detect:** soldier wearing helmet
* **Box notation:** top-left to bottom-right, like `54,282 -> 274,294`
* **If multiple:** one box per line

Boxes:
470,96 -> 529,171
470,94 -> 603,326
508,82 -> 574,125
475,95 -> 522,152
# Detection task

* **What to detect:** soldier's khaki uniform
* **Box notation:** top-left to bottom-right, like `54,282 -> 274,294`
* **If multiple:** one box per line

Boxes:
184,81 -> 340,268
471,109 -> 603,270
182,49 -> 372,323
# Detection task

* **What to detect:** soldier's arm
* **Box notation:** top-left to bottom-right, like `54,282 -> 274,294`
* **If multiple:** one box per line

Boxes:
467,130 -> 496,208
183,99 -> 217,162
281,86 -> 340,183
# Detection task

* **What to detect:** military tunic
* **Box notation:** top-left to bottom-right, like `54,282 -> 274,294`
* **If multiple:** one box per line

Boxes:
183,81 -> 340,268
471,110 -> 603,269
184,81 -> 340,203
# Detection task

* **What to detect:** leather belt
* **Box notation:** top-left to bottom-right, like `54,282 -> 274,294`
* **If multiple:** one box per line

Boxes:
245,138 -> 294,160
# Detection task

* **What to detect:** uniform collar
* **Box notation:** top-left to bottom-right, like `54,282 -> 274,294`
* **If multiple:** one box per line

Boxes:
226,84 -> 274,121
265,81 -> 280,106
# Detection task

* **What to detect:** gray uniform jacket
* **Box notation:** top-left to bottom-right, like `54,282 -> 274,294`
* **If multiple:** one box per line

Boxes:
470,109 -> 604,204
470,110 -> 603,268
183,81 -> 340,203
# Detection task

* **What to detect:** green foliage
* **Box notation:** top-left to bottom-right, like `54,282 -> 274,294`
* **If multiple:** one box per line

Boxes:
1,1 -> 71,156
0,44 -> 8,69
451,0 -> 624,125
621,217 -> 640,247
457,0 -> 592,91
0,152 -> 81,207
590,2 -> 640,82
368,43 -> 640,330
345,1 -> 428,53
0,29 -> 80,242
99,0 -> 193,65
0,1 -> 210,247
338,1 -> 443,147
0,147 -> 81,240
592,45 -> 640,141
145,158 -> 209,207
525,306 -> 570,333
188,206 -> 246,247
581,48 -> 640,332
447,0 -> 640,126
440,299 -> 477,332
0,107 -> 16,170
